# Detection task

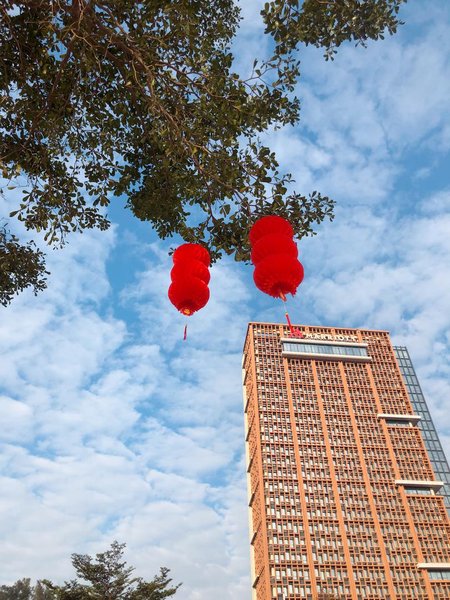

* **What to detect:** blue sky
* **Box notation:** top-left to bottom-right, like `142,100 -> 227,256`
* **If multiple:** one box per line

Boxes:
1,1 -> 450,597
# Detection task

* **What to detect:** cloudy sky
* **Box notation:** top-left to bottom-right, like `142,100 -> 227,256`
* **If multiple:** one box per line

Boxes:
1,1 -> 450,597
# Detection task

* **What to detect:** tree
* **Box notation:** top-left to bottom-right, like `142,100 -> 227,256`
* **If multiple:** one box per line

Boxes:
0,0 -> 406,304
0,579 -> 33,600
42,541 -> 180,600
0,580 -> 52,600
262,0 -> 407,60
33,583 -> 53,600
0,224 -> 48,306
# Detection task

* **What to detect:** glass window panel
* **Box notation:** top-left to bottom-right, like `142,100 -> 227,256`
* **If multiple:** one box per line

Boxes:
283,342 -> 368,358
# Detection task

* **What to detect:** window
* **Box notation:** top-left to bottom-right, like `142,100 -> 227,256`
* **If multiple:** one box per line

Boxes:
405,487 -> 434,495
427,570 -> 450,581
282,342 -> 369,359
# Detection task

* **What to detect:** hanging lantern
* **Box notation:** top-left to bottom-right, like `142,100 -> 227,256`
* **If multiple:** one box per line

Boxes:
249,215 -> 294,245
249,216 -> 304,337
251,233 -> 298,265
253,253 -> 304,298
249,216 -> 304,300
168,243 -> 211,317
172,243 -> 210,267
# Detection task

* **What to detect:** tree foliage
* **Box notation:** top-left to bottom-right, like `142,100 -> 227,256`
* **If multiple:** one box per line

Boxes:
9,542 -> 180,600
0,224 -> 48,305
0,0 -> 406,304
0,580 -> 52,600
263,0 -> 407,60
0,579 -> 33,600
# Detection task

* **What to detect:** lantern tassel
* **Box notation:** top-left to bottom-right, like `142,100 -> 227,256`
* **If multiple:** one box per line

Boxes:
280,292 -> 303,338
279,292 -> 295,335
183,323 -> 188,341
285,310 -> 295,336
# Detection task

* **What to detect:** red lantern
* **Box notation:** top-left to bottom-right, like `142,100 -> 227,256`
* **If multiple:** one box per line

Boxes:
251,233 -> 298,265
168,276 -> 210,316
249,216 -> 304,300
249,216 -> 304,337
168,243 -> 211,318
254,253 -> 304,298
172,243 -> 210,267
249,215 -> 294,245
170,261 -> 210,286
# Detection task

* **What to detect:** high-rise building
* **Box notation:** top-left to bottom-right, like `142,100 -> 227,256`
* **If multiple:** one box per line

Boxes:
242,322 -> 450,600
394,346 -> 450,514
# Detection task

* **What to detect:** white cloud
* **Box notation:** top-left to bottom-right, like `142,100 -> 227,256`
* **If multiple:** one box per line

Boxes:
0,222 -> 251,595
0,397 -> 33,443
234,0 -> 270,77
420,187 -> 450,215
298,6 -> 450,155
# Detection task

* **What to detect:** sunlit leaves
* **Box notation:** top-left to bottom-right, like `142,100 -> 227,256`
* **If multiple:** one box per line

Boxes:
0,225 -> 48,306
262,0 -> 407,60
0,0 -> 406,303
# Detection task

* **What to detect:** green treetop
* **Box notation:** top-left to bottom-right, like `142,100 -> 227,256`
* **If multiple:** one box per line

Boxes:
43,542 -> 180,600
0,0 -> 406,304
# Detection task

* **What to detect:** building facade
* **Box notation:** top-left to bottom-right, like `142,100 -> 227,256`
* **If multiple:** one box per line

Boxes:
394,346 -> 450,514
242,322 -> 450,599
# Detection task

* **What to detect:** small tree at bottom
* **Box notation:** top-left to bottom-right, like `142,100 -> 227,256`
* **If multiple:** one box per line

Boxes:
42,542 -> 180,600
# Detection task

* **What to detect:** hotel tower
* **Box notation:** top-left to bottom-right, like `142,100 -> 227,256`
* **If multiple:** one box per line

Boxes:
242,322 -> 450,599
